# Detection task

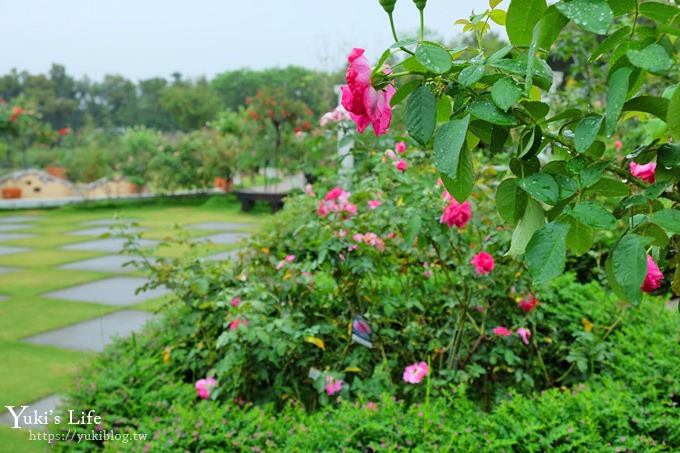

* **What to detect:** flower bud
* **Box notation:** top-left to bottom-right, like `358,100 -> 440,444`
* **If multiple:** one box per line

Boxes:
379,0 -> 397,13
412,0 -> 427,10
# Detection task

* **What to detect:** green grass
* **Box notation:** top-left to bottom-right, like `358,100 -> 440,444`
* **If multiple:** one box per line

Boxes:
0,195 -> 266,435
0,342 -> 93,405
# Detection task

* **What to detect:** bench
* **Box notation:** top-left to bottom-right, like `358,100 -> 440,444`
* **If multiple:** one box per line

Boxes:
234,190 -> 287,213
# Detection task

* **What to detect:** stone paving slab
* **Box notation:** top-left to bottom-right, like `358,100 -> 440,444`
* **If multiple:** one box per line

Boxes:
83,219 -> 137,226
0,266 -> 17,275
67,226 -> 145,236
207,249 -> 241,261
0,223 -> 32,232
45,277 -> 168,306
189,222 -> 253,231
0,394 -> 63,429
0,216 -> 42,224
59,255 -> 140,273
201,232 -> 249,245
0,295 -> 7,302
0,232 -> 34,242
0,245 -> 30,255
22,310 -> 158,352
62,238 -> 158,253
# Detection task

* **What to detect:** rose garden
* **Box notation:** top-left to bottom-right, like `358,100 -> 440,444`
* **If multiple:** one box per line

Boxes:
1,0 -> 679,451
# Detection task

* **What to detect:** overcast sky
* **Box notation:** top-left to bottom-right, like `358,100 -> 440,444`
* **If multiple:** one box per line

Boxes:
1,0 -> 497,81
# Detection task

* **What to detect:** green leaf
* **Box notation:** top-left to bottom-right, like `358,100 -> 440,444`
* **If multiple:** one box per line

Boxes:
433,116 -> 470,179
555,174 -> 578,200
390,79 -> 421,107
415,42 -> 452,74
489,56 -> 554,91
658,144 -> 680,168
574,115 -> 602,153
524,222 -> 570,283
436,96 -> 452,123
604,66 -> 632,137
607,0 -> 636,16
535,5 -> 569,49
585,177 -> 629,197
579,161 -> 609,188
622,96 -> 669,121
508,198 -> 545,257
566,217 -> 594,255
458,65 -> 485,87
668,83 -> 680,142
519,173 -> 560,205
491,78 -> 522,111
638,1 -> 680,23
590,26 -> 631,62
635,222 -> 669,247
626,44 -> 673,74
570,201 -> 617,229
521,101 -> 550,120
611,234 -> 649,304
650,209 -> 680,235
556,0 -> 613,35
470,99 -> 517,126
497,178 -> 529,224
506,0 -> 548,47
406,85 -> 437,145
441,147 -> 475,202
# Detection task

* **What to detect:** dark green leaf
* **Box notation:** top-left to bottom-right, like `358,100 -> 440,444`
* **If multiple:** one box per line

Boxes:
570,201 -> 617,229
497,178 -> 529,224
579,161 -> 609,188
658,144 -> 680,168
566,217 -> 594,255
470,99 -> 517,126
535,5 -> 569,50
607,0 -> 636,16
611,234 -> 649,304
605,66 -> 632,136
519,172 -> 560,205
525,222 -> 570,283
521,101 -> 551,120
406,85 -> 437,145
668,86 -> 680,142
491,77 -> 522,111
390,79 -> 421,107
638,1 -> 680,23
510,157 -> 541,177
650,209 -> 680,235
590,26 -> 631,61
586,177 -> 629,197
622,96 -> 669,121
458,65 -> 485,87
433,115 -> 470,179
441,147 -> 475,202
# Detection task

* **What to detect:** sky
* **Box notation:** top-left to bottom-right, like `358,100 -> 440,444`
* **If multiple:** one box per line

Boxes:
0,0 -> 497,81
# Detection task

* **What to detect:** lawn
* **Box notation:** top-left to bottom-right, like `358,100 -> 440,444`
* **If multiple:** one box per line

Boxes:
0,194 -> 266,448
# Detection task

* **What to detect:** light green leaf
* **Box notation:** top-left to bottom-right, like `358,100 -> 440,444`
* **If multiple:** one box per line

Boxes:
458,65 -> 485,87
470,99 -> 517,125
627,44 -> 673,74
566,217 -> 594,256
433,115 -> 470,179
606,0 -> 636,16
556,0 -> 613,35
525,222 -> 570,283
508,198 -> 545,257
650,209 -> 680,235
574,115 -> 602,153
406,85 -> 437,145
415,42 -> 452,74
585,177 -> 629,197
667,81 -> 680,141
506,0 -> 548,47
590,26 -> 631,62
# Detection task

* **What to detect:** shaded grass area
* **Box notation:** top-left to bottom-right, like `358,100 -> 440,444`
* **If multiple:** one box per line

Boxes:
0,426 -> 42,453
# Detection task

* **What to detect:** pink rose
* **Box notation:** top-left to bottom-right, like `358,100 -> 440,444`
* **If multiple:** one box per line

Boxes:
403,361 -> 428,384
493,326 -> 512,337
341,48 -> 395,136
325,376 -> 344,395
229,318 -> 248,330
353,233 -> 364,242
395,141 -> 407,153
230,296 -> 241,307
195,377 -> 217,400
395,159 -> 407,172
471,252 -> 495,276
518,295 -> 538,313
629,162 -> 656,183
325,187 -> 345,201
440,199 -> 471,229
368,200 -> 382,210
517,327 -> 532,345
641,255 -> 663,292
614,139 -> 623,151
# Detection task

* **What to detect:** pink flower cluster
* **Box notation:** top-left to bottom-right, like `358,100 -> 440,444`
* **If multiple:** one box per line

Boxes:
440,191 -> 471,229
318,187 -> 357,218
325,376 -> 344,395
229,318 -> 249,330
629,161 -> 656,183
493,326 -> 532,345
641,255 -> 663,292
353,232 -> 385,252
319,106 -> 351,126
470,251 -> 494,276
195,377 -> 217,400
341,48 -> 395,136
403,361 -> 429,384
383,147 -> 408,172
276,254 -> 296,270
518,295 -> 538,313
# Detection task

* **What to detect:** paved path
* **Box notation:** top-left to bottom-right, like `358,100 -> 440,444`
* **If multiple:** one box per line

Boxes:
0,216 -> 251,428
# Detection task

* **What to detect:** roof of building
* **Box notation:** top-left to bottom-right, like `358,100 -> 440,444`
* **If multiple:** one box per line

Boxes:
0,169 -> 75,187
